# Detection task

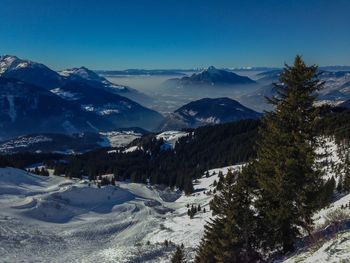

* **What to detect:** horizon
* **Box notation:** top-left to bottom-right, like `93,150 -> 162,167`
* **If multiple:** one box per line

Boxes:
1,0 -> 349,70
1,53 -> 350,72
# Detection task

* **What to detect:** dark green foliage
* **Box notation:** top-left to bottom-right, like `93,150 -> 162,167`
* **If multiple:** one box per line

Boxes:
318,107 -> 350,142
318,177 -> 336,207
171,246 -> 185,263
253,56 -> 324,253
188,204 -> 198,219
49,119 -> 259,193
196,168 -> 261,263
197,56 -> 326,261
31,167 -> 50,176
0,152 -> 63,169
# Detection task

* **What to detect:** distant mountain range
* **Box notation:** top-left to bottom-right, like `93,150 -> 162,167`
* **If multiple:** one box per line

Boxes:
0,55 -> 164,140
159,97 -> 261,130
0,55 -> 149,102
239,68 -> 350,111
96,69 -> 187,76
165,66 -> 256,87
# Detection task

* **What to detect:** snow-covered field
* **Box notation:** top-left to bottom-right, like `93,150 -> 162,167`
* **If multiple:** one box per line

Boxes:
99,131 -> 143,148
1,138 -> 350,262
0,165 -> 239,262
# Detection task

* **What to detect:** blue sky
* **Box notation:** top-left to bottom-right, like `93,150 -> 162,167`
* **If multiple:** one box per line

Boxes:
0,0 -> 349,70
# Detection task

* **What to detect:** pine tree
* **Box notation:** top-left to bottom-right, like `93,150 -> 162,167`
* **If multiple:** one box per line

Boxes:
337,174 -> 343,193
196,168 -> 260,263
171,246 -> 185,263
254,56 -> 324,253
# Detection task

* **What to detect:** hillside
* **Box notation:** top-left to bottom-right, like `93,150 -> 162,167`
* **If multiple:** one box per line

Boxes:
159,97 -> 261,130
165,66 -> 256,87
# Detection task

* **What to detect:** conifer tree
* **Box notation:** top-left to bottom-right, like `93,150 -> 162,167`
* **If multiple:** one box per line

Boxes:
171,246 -> 185,263
196,168 -> 260,263
254,56 -> 324,253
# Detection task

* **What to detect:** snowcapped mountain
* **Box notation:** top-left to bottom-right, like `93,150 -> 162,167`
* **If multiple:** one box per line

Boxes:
240,69 -> 350,111
59,66 -> 128,91
165,66 -> 256,87
0,55 -> 165,138
0,78 -> 114,140
159,97 -> 261,130
0,55 -> 63,89
0,77 -> 164,140
0,55 -> 150,104
51,81 -> 164,131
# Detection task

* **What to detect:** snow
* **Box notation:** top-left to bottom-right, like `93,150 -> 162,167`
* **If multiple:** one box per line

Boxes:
156,131 -> 189,149
81,103 -> 130,116
59,67 -> 102,82
0,55 -> 43,75
123,145 -> 142,153
0,164 -> 239,262
50,88 -> 80,101
1,138 -> 349,262
283,230 -> 350,263
100,131 -> 142,148
183,109 -> 197,116
196,116 -> 220,124
0,135 -> 52,153
280,138 -> 350,262
0,55 -> 19,74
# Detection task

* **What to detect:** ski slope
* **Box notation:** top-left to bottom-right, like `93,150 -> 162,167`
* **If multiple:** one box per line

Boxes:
1,138 -> 350,262
0,165 -> 239,262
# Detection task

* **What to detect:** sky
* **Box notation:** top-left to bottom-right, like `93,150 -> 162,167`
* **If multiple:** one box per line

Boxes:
0,0 -> 349,70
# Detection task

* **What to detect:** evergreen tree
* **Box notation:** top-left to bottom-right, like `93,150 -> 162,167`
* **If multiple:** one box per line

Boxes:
337,174 -> 343,193
196,168 -> 260,263
171,246 -> 185,263
254,56 -> 324,253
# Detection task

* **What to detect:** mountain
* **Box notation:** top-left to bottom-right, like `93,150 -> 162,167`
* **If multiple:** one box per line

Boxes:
0,78 -> 114,140
59,66 -> 129,92
165,66 -> 256,87
51,81 -> 164,131
0,55 -> 63,89
242,69 -> 350,111
96,69 -> 186,76
0,55 -> 163,136
159,97 -> 261,130
58,66 -> 153,104
0,55 -> 150,104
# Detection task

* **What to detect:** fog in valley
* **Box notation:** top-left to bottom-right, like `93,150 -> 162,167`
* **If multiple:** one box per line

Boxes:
105,70 -> 265,114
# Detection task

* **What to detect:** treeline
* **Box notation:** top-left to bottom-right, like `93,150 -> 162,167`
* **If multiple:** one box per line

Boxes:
51,119 -> 259,194
318,106 -> 350,142
0,152 -> 63,169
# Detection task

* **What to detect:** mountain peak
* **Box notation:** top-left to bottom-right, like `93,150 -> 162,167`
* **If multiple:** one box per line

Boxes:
166,66 -> 256,87
0,55 -> 47,75
59,66 -> 103,82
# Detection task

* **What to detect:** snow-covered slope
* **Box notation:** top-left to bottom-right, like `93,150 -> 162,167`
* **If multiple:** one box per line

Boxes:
59,66 -> 128,91
1,138 -> 349,262
0,78 -> 112,140
0,55 -> 63,89
0,165 -> 240,262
